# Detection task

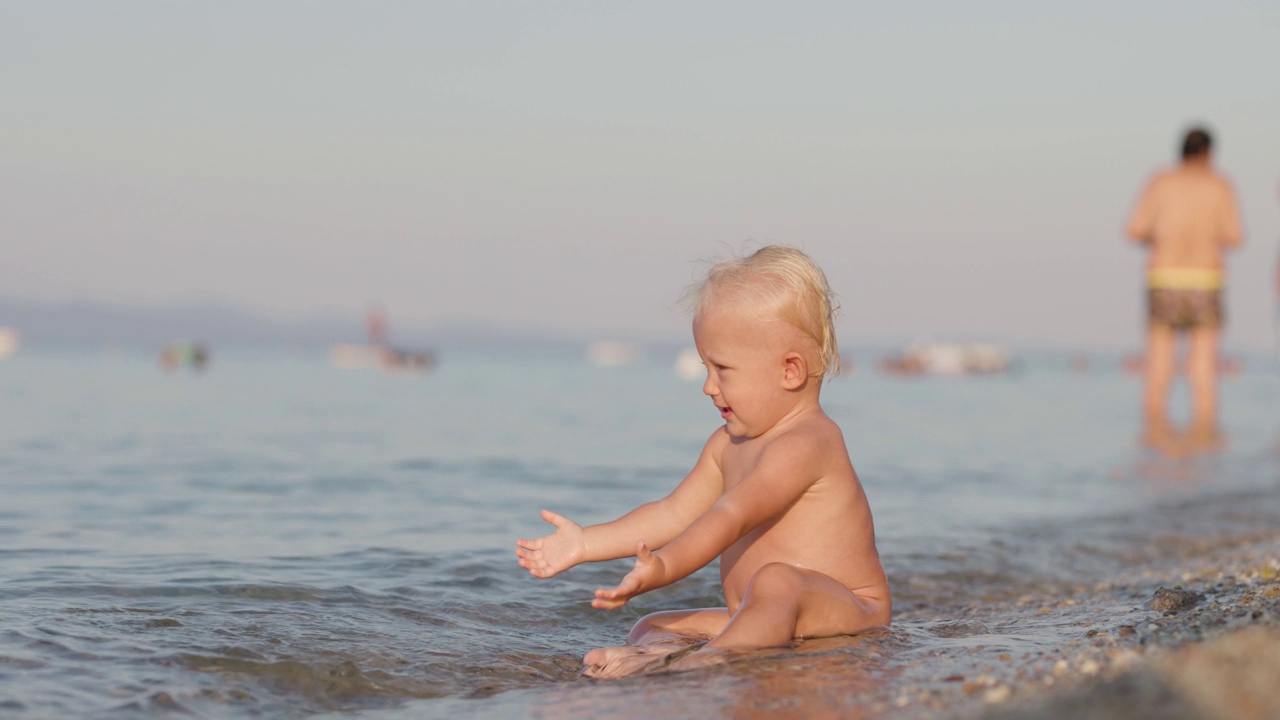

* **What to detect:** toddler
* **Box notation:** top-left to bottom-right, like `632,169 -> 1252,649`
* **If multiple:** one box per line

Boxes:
516,245 -> 890,677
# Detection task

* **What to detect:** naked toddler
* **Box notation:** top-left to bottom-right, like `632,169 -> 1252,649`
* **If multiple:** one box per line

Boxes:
515,245 -> 891,677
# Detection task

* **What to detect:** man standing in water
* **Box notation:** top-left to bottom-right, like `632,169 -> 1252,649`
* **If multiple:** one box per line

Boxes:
1126,126 -> 1244,450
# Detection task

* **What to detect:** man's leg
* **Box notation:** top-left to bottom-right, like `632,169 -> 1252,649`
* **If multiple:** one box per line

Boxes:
1186,324 -> 1222,448
1142,324 -> 1178,442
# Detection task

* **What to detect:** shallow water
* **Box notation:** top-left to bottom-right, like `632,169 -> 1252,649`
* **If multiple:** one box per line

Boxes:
2,347 -> 1279,718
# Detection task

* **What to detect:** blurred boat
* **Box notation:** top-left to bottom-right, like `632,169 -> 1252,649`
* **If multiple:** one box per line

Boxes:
586,341 -> 639,368
330,343 -> 384,369
674,347 -> 703,381
330,343 -> 434,372
330,307 -> 435,373
880,338 -> 1014,376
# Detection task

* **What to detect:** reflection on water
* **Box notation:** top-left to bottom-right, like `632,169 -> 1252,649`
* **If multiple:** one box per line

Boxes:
1140,419 -> 1228,461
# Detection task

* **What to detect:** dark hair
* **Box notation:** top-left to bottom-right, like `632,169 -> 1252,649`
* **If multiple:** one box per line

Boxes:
1181,127 -> 1212,159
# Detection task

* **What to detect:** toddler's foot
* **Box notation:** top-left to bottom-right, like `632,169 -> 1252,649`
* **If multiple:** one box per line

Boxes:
664,646 -> 729,673
581,643 -> 688,679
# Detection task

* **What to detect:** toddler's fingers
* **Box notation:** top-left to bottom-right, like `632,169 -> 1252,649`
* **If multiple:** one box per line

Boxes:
592,590 -> 618,605
541,509 -> 568,527
522,563 -> 553,579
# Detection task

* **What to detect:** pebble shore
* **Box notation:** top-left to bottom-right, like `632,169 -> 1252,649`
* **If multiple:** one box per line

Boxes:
873,537 -> 1280,720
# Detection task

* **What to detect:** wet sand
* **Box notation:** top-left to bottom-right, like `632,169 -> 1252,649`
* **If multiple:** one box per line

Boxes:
975,541 -> 1280,720
878,536 -> 1280,720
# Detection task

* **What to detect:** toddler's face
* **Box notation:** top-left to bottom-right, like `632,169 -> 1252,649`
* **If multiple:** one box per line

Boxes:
692,296 -> 793,438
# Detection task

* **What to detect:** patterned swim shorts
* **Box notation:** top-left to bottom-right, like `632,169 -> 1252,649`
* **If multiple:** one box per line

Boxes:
1148,288 -> 1223,330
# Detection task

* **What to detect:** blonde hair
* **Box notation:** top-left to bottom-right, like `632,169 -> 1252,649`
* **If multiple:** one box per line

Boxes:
687,244 -> 841,378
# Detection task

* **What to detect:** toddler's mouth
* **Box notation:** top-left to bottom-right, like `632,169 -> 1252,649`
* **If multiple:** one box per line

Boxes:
718,405 -> 733,419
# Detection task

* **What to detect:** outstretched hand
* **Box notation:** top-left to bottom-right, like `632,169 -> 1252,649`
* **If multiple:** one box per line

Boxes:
592,540 -> 665,610
515,509 -> 586,579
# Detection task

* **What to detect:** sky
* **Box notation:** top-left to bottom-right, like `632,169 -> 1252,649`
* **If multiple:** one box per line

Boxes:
3,1 -> 1279,350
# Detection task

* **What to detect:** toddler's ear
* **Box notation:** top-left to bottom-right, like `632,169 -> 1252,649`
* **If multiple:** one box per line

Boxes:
782,352 -> 807,390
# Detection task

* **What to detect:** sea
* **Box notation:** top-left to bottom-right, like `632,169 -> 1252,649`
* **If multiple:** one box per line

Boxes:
2,345 -> 1279,719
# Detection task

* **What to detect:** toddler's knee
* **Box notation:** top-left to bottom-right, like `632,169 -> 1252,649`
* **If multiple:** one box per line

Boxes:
745,562 -> 804,600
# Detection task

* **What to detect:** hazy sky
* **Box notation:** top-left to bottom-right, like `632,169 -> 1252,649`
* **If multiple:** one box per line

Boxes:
4,1 -> 1278,350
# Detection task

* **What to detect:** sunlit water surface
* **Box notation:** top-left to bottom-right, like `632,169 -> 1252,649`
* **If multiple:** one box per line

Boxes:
2,348 -> 1279,718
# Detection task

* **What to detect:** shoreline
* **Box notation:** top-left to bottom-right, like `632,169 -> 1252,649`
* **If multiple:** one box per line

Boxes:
979,540 -> 1280,720
874,536 -> 1280,720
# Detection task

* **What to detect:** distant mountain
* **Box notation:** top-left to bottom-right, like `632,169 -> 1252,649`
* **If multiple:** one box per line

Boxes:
0,297 -> 612,352
3,297 -> 1172,361
0,297 -> 350,349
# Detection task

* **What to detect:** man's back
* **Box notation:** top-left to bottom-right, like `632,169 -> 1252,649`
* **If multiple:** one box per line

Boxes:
1128,165 -> 1243,269
1125,126 -> 1244,450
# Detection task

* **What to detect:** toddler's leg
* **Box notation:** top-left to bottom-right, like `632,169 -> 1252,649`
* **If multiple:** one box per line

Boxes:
582,608 -> 728,679
703,562 -> 889,652
625,607 -> 730,645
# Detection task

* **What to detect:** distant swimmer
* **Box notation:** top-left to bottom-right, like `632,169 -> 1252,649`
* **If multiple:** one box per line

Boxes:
1126,126 -> 1243,451
160,341 -> 210,373
366,306 -> 390,347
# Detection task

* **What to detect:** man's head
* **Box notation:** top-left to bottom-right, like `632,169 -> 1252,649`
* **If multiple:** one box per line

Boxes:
1181,127 -> 1213,161
687,245 -> 840,380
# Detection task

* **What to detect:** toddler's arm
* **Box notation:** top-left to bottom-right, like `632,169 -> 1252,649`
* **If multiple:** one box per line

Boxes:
515,430 -> 726,579
593,431 -> 824,608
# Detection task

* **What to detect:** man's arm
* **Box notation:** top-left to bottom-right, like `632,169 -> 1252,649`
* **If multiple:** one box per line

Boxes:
1218,178 -> 1244,249
1126,174 -> 1161,244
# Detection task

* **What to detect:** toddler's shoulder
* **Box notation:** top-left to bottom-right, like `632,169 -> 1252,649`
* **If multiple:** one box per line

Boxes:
767,412 -> 845,459
793,408 -> 845,441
